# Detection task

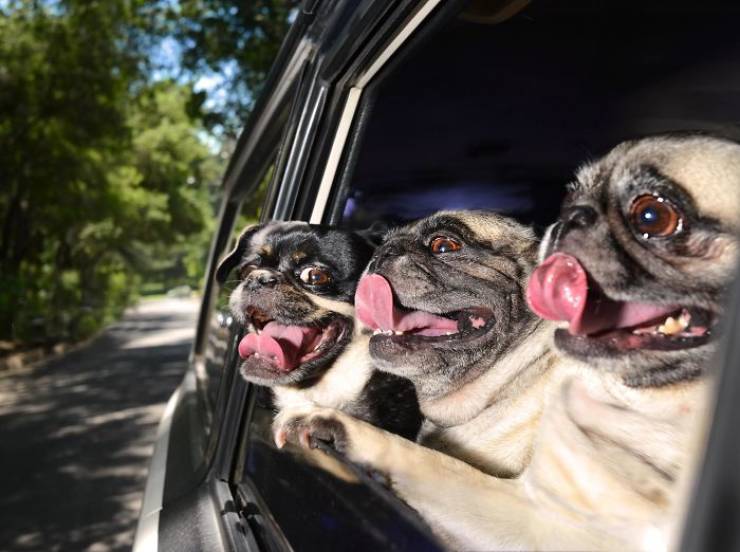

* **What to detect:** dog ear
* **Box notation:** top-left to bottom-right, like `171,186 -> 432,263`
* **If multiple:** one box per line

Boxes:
356,220 -> 392,248
216,224 -> 262,285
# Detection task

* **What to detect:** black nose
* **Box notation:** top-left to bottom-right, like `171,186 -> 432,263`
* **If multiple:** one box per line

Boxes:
561,205 -> 598,229
246,269 -> 279,290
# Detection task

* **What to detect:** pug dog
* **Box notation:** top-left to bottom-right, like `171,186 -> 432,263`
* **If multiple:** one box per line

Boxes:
273,134 -> 740,550
216,221 -> 422,440
350,210 -> 558,477
271,210 -> 559,485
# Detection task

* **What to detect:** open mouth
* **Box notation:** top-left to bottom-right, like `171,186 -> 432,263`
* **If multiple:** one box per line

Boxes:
527,253 -> 716,353
237,306 -> 349,374
355,273 -> 495,345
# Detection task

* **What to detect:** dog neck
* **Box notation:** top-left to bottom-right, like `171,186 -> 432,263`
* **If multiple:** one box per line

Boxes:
273,331 -> 374,412
420,320 -> 557,427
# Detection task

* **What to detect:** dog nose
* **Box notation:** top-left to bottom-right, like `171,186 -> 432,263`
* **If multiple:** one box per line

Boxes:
246,269 -> 279,290
561,205 -> 598,229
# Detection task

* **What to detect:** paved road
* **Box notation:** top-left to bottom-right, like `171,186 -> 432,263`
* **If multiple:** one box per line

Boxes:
0,298 -> 199,552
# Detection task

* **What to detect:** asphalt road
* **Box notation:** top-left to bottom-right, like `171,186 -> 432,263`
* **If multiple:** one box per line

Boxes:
0,298 -> 199,552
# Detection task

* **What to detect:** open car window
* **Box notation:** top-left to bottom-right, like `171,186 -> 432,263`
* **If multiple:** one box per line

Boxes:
220,0 -> 740,550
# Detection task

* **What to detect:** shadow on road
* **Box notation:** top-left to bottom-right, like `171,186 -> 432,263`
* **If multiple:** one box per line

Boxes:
0,299 -> 198,552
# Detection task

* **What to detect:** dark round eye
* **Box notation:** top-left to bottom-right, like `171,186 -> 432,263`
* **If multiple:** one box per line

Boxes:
629,195 -> 682,238
299,266 -> 332,286
430,236 -> 462,254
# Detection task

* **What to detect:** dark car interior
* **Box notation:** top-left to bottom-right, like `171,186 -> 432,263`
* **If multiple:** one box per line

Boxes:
338,0 -> 740,233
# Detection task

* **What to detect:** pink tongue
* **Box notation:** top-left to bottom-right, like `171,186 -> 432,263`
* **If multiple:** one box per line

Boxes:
237,322 -> 319,371
355,274 -> 458,335
527,253 -> 589,333
527,253 -> 678,336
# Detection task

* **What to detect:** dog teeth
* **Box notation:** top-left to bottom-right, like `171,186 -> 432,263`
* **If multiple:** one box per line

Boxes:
658,311 -> 691,336
394,331 -> 403,335
372,329 -> 395,336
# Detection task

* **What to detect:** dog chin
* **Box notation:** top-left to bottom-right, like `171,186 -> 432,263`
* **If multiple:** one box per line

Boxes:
369,322 -> 497,379
555,332 -> 712,387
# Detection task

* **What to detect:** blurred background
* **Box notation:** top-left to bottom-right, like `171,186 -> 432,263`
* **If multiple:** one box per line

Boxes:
0,0 -> 297,353
0,1 -> 296,550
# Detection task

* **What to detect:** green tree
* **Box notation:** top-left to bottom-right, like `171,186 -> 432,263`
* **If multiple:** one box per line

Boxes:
0,2 -> 220,343
0,0 -> 294,346
171,0 -> 299,137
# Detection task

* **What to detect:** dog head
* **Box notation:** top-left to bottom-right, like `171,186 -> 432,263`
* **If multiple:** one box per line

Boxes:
216,221 -> 377,386
528,134 -> 740,387
354,211 -> 541,399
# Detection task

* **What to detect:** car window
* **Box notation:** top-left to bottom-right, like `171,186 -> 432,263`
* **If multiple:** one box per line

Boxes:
234,384 -> 442,551
215,0 -> 740,550
196,162 -> 275,439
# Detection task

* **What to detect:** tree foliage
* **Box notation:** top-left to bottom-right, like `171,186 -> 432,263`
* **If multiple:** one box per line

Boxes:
171,0 -> 299,137
0,1 -> 218,343
0,0 -> 295,345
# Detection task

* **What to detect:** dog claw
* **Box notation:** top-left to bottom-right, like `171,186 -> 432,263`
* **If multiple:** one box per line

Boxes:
299,428 -> 313,449
274,428 -> 287,449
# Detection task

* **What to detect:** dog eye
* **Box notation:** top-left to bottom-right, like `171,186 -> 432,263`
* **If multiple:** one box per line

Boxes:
629,195 -> 682,238
299,267 -> 332,286
430,236 -> 462,254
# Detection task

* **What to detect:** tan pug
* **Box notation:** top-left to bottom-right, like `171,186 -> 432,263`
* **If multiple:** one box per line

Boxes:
273,134 -> 740,550
350,211 -> 556,478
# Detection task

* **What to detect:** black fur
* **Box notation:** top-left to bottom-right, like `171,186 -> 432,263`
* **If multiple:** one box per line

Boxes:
220,220 -> 422,438
349,371 -> 422,441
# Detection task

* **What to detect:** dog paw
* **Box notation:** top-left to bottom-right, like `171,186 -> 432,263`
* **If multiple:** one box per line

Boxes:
274,408 -> 353,456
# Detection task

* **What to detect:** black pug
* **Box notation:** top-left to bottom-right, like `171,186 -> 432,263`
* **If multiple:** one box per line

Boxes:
216,221 -> 421,440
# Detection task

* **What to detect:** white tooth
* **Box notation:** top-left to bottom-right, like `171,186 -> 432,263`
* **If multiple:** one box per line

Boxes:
254,353 -> 260,358
679,310 -> 692,326
373,329 -> 381,336
658,314 -> 689,336
394,331 -> 403,335
446,332 -> 453,336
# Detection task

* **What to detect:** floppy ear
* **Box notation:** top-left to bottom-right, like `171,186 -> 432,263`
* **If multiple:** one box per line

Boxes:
215,224 -> 262,285
356,220 -> 392,248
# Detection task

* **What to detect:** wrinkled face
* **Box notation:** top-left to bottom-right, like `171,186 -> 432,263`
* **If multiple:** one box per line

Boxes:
216,222 -> 374,386
355,211 -> 539,397
528,135 -> 740,387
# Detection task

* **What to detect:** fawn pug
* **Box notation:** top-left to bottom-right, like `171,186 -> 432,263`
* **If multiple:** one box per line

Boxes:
274,135 -> 740,550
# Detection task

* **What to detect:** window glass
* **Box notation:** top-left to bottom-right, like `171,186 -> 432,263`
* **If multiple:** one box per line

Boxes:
196,163 -> 275,436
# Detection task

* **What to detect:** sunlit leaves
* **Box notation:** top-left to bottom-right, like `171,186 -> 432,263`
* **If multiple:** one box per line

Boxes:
0,2 -> 222,343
